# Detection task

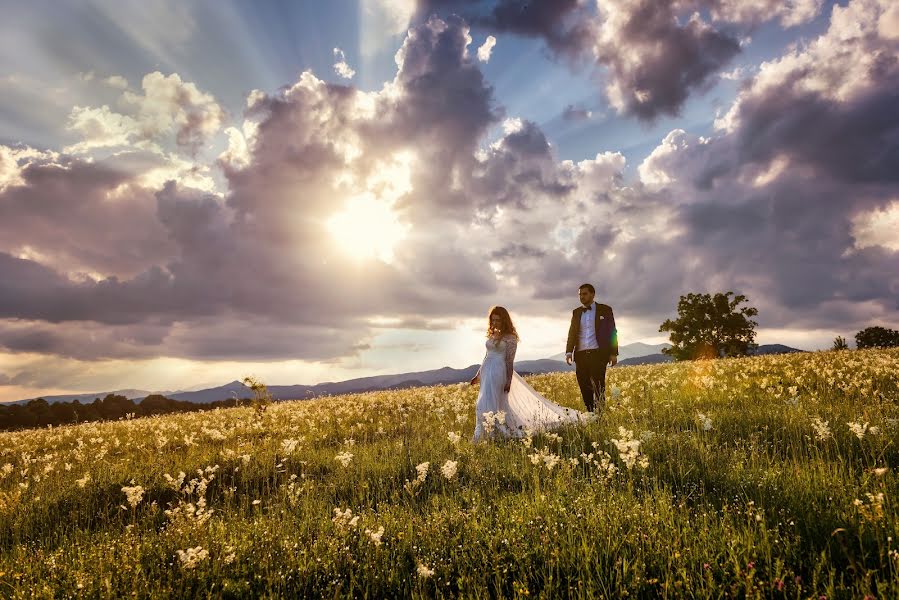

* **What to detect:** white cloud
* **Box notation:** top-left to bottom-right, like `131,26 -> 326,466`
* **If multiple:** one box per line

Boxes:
333,48 -> 356,79
851,200 -> 899,252
477,36 -> 497,62
64,104 -> 141,153
105,75 -> 129,89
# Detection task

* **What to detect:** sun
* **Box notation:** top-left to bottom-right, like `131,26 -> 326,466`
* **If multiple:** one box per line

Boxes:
326,192 -> 409,263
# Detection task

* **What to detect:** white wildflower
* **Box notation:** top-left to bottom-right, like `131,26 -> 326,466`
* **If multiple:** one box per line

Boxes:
76,474 -> 92,488
811,417 -> 832,441
365,525 -> 385,546
335,451 -> 354,467
281,439 -> 300,454
176,546 -> 209,570
447,431 -> 461,445
441,460 -> 458,480
417,561 -> 435,578
696,412 -> 713,431
121,484 -> 145,509
332,507 -> 360,528
847,421 -> 869,440
610,427 -> 648,470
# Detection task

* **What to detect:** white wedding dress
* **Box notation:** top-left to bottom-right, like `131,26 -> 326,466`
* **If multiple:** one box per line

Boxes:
472,335 -> 591,441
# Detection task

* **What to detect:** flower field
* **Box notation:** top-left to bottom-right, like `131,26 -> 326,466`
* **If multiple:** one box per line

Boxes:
1,348 -> 898,598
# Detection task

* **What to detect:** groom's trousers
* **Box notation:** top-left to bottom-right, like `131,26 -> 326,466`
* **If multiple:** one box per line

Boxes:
574,349 -> 610,414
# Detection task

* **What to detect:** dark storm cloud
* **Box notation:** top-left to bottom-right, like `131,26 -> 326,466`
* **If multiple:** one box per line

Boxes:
416,1 -> 747,120
416,0 -> 593,58
721,66 -> 899,186
0,155 -> 177,278
594,0 -> 742,120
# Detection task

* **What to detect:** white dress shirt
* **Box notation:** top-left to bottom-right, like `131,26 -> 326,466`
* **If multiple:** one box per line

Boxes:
578,302 -> 599,351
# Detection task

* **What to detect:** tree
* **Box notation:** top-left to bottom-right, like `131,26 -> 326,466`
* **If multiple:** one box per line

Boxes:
832,336 -> 849,351
855,326 -> 899,349
660,292 -> 758,361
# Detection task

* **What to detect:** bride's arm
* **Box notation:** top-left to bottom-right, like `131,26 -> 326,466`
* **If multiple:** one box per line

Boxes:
503,336 -> 517,391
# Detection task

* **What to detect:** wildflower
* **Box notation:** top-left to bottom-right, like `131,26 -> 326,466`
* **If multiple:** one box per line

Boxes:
811,417 -> 832,441
447,431 -> 461,445
854,493 -> 885,523
76,474 -> 91,488
281,439 -> 300,454
441,460 -> 458,480
696,412 -> 713,431
366,525 -> 385,546
415,462 -> 430,481
176,546 -> 209,570
121,484 -> 145,509
610,427 -> 648,470
529,448 -> 561,471
847,421 -> 869,440
223,547 -> 237,564
332,507 -> 360,528
335,451 -> 354,467
417,561 -> 435,578
164,472 -> 186,491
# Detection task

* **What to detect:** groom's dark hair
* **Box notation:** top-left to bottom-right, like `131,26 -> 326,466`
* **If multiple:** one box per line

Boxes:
579,283 -> 595,294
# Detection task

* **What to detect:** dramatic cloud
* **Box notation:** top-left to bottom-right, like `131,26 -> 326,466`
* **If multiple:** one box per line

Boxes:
715,0 -> 899,184
1,3 -> 896,379
414,0 -> 823,120
65,71 -> 226,155
629,0 -> 899,323
417,0 -> 593,58
593,1 -> 741,120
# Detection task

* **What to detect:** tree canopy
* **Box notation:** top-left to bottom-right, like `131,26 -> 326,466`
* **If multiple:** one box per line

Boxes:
855,326 -> 899,349
659,292 -> 758,360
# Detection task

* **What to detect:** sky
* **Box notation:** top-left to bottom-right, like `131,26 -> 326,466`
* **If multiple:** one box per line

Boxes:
0,0 -> 897,401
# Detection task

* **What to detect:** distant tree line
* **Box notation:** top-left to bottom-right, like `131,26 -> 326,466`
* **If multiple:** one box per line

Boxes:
0,393 -> 253,432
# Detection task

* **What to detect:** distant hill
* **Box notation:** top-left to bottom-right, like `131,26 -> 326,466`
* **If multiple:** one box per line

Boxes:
752,344 -> 803,355
5,388 -> 173,406
614,344 -> 803,366
548,342 -> 670,363
4,343 -> 804,405
617,353 -> 673,366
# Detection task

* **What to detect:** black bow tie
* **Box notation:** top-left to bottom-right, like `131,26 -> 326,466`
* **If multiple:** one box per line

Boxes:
582,305 -> 592,312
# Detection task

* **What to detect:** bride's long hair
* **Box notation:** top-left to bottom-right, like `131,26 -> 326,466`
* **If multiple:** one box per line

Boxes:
486,306 -> 520,340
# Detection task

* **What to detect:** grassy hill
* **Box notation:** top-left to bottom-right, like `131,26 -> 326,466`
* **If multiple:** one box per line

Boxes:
1,348 -> 898,597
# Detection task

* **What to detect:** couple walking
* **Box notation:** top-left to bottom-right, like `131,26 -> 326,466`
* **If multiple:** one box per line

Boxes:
470,284 -> 618,441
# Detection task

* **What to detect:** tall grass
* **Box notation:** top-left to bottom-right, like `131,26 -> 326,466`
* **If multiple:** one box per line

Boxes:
1,348 -> 898,598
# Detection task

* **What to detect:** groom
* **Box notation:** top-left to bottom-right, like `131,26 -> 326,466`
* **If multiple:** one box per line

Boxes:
565,283 -> 618,414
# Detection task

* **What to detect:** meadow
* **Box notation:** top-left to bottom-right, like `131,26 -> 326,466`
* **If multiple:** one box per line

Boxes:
1,348 -> 898,599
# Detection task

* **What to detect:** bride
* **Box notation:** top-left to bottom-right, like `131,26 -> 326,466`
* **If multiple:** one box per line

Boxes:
469,306 -> 590,441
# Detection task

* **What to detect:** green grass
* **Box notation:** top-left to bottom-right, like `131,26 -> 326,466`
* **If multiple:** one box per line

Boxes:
1,348 -> 898,598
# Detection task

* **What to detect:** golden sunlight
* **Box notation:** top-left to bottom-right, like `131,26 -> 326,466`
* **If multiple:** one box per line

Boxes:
326,192 -> 409,263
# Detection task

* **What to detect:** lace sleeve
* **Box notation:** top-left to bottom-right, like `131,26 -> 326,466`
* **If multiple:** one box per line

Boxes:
503,336 -> 517,387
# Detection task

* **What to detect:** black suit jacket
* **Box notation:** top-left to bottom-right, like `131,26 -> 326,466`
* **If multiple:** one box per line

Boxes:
566,303 -> 619,356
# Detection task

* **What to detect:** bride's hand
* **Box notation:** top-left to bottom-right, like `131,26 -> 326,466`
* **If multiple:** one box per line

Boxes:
469,374 -> 479,385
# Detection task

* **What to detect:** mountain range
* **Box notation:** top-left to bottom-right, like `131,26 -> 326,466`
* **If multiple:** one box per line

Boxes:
5,343 -> 801,405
